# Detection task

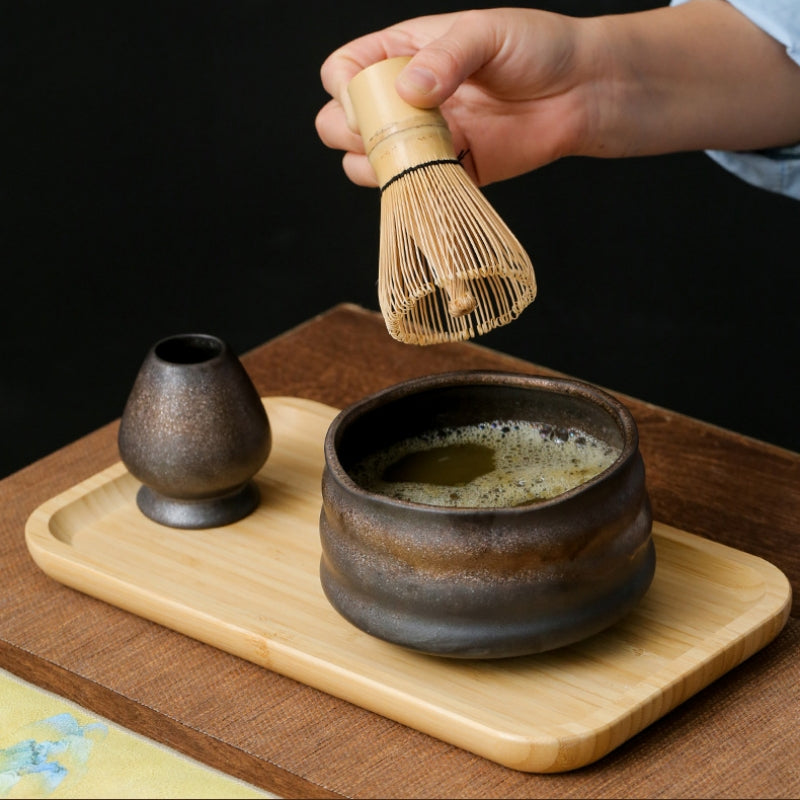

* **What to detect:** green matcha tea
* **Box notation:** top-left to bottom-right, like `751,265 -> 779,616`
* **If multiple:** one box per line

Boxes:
349,420 -> 621,508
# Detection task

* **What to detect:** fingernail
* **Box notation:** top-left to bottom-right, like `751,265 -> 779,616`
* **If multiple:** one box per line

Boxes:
400,66 -> 437,96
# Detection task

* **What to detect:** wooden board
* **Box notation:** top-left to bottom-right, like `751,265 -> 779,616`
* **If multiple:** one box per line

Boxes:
25,397 -> 792,773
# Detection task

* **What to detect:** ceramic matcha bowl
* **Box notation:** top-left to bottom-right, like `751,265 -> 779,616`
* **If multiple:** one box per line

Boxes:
319,371 -> 655,659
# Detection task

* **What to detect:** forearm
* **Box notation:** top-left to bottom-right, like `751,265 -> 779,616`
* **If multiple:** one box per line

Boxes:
577,0 -> 800,158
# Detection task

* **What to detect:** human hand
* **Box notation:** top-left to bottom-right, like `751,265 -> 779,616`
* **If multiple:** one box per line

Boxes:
315,8 -> 597,188
316,3 -> 800,191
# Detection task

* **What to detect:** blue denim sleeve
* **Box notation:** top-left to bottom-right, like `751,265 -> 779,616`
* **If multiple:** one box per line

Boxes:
670,0 -> 800,199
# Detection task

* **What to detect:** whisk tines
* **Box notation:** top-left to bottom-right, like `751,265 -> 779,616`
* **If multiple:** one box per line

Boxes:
348,57 -> 537,345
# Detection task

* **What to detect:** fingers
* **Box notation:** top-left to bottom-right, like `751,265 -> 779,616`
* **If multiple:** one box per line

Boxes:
395,11 -> 500,109
320,50 -> 368,131
315,99 -> 378,187
320,34 -> 409,131
316,10 -> 497,186
315,98 -> 363,154
342,152 -> 379,188
319,13 -> 461,128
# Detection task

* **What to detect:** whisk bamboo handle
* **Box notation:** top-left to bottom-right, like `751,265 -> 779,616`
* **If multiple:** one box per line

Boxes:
346,57 -> 536,344
347,56 -> 457,188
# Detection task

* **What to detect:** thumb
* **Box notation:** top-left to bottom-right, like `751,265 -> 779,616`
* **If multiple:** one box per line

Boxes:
395,15 -> 498,107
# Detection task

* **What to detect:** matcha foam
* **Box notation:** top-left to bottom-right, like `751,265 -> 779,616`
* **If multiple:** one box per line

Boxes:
349,419 -> 621,508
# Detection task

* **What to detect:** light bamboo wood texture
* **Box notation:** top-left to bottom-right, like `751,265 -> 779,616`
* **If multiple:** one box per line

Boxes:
25,397 -> 791,773
346,58 -> 537,344
347,55 -> 455,187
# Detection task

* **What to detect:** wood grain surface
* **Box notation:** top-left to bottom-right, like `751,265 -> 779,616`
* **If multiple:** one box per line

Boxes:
25,397 -> 791,773
3,304 -> 799,798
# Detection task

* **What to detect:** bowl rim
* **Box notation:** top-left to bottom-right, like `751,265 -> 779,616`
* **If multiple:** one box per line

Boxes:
323,369 -> 641,515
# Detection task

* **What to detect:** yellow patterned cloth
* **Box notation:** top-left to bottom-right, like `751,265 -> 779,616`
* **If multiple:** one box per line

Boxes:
0,669 -> 277,799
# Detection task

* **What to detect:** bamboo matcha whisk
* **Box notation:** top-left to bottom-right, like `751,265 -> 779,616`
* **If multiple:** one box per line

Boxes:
347,56 -> 537,345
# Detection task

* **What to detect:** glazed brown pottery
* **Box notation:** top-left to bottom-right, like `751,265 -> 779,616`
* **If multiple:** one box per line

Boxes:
118,333 -> 271,529
319,370 -> 654,659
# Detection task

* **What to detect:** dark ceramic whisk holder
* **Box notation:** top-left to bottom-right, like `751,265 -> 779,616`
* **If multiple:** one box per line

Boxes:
118,333 -> 271,529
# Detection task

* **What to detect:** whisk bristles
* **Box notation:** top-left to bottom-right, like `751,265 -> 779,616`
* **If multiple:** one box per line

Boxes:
348,56 -> 537,345
379,160 -> 535,344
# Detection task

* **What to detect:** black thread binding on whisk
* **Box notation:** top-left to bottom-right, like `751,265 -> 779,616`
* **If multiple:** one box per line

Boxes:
379,149 -> 471,193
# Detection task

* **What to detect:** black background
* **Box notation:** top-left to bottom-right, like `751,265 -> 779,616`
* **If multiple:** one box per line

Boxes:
4,0 -> 798,479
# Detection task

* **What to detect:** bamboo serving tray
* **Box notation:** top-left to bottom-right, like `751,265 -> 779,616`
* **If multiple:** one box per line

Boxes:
25,397 -> 792,773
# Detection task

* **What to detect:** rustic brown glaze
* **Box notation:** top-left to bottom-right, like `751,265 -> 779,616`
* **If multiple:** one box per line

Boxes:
319,370 -> 654,659
5,306 -> 800,797
118,333 -> 271,529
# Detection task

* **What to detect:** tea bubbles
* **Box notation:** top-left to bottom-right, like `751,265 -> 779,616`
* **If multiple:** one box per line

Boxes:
349,420 -> 620,508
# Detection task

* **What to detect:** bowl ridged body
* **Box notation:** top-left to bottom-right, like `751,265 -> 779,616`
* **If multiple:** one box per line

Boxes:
319,371 -> 654,659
